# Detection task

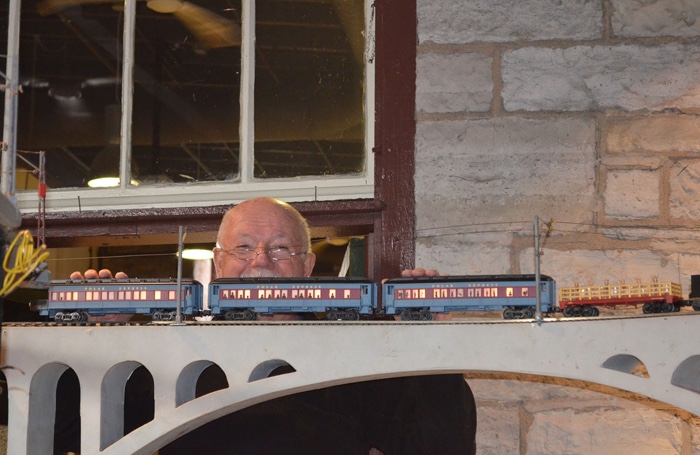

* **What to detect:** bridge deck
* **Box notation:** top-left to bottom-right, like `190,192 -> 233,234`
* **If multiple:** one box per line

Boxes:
2,313 -> 699,454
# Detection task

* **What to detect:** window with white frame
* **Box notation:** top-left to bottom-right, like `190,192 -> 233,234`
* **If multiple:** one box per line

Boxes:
5,0 -> 373,213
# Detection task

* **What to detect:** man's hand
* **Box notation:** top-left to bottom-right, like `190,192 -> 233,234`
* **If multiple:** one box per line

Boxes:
401,268 -> 440,277
70,269 -> 129,280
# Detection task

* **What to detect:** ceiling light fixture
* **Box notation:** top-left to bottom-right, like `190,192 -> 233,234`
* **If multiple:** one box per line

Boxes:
181,248 -> 214,260
87,105 -> 138,188
146,0 -> 184,14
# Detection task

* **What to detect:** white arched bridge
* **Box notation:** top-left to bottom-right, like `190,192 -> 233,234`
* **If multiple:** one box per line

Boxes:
2,313 -> 700,454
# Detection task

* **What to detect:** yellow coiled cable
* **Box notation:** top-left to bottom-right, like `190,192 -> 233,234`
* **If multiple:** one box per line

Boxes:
0,230 -> 49,297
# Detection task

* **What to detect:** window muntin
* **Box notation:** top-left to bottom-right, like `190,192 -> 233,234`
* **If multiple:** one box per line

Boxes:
8,0 -> 372,212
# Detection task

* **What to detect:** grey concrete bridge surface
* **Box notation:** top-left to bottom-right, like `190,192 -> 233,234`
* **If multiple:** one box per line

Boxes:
2,313 -> 700,454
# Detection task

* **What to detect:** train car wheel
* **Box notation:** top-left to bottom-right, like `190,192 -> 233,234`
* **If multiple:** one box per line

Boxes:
562,306 -> 574,317
521,308 -> 534,319
419,309 -> 433,321
581,306 -> 594,317
399,309 -> 415,321
662,303 -> 674,313
345,310 -> 360,321
593,307 -> 600,316
80,312 -> 89,322
503,308 -> 514,319
327,310 -> 340,320
642,303 -> 653,314
243,310 -> 257,320
54,312 -> 65,322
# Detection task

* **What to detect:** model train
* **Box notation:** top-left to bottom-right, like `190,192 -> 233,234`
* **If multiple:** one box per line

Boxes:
39,274 -> 700,322
43,278 -> 203,322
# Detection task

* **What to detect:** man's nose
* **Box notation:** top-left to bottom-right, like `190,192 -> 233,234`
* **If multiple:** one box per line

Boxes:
251,247 -> 274,266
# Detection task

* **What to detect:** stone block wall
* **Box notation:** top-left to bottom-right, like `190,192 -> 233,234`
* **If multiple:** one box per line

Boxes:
414,0 -> 700,453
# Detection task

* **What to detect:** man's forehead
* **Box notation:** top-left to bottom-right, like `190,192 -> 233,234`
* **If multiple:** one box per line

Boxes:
226,229 -> 295,242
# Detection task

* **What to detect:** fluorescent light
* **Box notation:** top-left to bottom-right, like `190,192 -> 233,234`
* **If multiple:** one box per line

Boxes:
87,176 -> 120,188
181,248 -> 214,260
147,0 -> 184,13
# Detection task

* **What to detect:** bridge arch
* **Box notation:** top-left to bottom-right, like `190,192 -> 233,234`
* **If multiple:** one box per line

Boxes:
671,355 -> 700,393
601,354 -> 650,378
27,363 -> 71,455
101,361 -> 153,450
250,358 -> 297,381
177,360 -> 229,406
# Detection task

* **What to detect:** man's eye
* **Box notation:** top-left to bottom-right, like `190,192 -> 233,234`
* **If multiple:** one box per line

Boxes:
273,246 -> 289,251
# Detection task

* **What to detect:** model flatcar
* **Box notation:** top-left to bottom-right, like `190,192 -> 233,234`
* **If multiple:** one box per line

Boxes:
42,278 -> 203,322
558,280 -> 686,317
208,277 -> 376,320
383,274 -> 557,320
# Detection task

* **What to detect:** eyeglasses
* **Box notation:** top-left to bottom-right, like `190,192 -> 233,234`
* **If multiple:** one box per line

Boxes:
217,246 -> 306,262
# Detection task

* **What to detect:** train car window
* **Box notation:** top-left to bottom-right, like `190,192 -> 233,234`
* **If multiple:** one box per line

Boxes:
119,291 -> 124,300
155,291 -> 162,300
506,288 -> 513,297
169,291 -> 176,300
109,291 -> 115,300
522,288 -> 529,297
140,291 -> 147,300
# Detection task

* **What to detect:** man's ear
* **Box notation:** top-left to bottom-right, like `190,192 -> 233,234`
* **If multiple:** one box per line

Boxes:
303,252 -> 316,277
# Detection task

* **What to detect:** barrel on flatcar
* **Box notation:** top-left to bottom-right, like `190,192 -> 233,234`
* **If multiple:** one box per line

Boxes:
208,277 -> 377,320
382,274 -> 557,320
43,279 -> 203,322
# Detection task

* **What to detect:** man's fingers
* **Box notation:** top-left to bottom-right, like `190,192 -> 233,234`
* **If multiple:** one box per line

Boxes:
400,268 -> 441,277
83,269 -> 100,279
69,271 -> 84,280
98,269 -> 114,279
70,269 -> 128,280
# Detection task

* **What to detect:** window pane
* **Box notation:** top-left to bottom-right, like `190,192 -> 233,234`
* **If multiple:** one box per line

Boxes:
9,0 -> 369,195
132,0 -> 241,185
15,0 -> 126,189
254,0 -> 365,178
